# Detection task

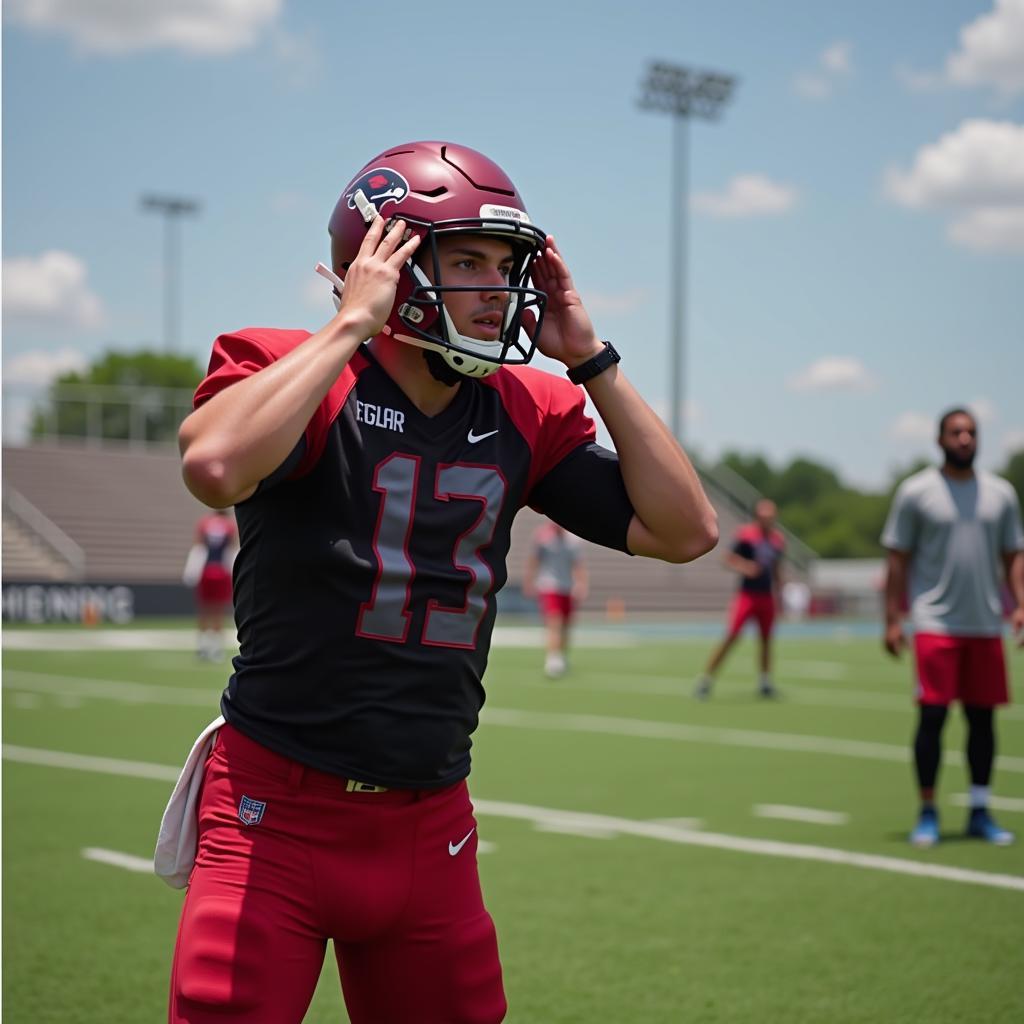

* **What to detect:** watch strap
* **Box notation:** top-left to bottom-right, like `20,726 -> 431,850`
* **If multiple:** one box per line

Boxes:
566,342 -> 621,386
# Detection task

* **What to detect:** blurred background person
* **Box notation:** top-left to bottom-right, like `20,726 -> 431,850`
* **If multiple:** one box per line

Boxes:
523,520 -> 588,678
882,407 -> 1024,848
182,507 -> 238,661
695,499 -> 785,699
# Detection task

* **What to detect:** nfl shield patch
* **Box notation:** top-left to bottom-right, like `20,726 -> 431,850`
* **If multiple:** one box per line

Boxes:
238,795 -> 267,826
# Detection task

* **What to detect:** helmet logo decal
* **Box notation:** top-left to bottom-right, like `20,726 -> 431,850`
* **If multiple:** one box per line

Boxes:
345,167 -> 410,216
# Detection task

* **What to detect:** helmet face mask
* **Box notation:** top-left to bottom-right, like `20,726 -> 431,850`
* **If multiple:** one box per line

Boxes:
328,142 -> 548,378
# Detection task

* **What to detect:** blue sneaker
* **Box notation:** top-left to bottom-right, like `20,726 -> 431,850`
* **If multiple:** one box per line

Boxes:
910,807 -> 939,848
966,808 -> 1015,846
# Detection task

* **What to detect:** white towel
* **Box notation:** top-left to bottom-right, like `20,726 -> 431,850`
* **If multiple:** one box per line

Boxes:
154,715 -> 225,889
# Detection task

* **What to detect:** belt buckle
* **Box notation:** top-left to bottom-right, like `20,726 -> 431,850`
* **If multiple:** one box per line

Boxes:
345,779 -> 388,793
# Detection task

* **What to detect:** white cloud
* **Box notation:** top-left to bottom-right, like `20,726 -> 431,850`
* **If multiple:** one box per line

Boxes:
889,411 -> 936,443
788,357 -> 876,393
302,272 -> 334,313
885,120 -> 1024,208
885,120 -> 1024,251
1002,428 -> 1024,454
692,175 -> 798,218
821,42 -> 853,75
2,250 -> 105,329
968,397 -> 998,425
271,27 -> 322,88
793,74 -> 832,100
5,0 -> 282,56
793,41 -> 852,99
947,206 -> 1024,251
581,286 -> 652,315
947,0 -> 1024,97
2,347 -> 88,386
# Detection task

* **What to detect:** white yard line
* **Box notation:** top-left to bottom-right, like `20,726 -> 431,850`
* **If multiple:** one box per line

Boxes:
481,707 -> 1024,774
82,848 -> 154,873
1,626 -> 637,651
3,745 -> 179,781
950,793 -> 1024,814
754,804 -> 849,826
522,671 -> 1024,720
8,745 -> 1023,893
5,672 -> 1023,772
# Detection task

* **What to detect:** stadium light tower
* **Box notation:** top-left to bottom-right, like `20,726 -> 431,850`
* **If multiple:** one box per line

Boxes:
638,61 -> 736,444
140,194 -> 201,352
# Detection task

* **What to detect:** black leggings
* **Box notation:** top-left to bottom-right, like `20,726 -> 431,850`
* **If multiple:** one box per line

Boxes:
914,703 -> 996,790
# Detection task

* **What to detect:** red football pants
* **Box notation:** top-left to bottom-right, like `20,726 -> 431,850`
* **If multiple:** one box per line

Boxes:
169,724 -> 506,1024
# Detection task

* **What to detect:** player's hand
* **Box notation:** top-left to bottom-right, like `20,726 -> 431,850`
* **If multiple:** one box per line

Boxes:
1011,606 -> 1024,647
884,621 -> 906,658
335,217 -> 420,340
522,235 -> 605,369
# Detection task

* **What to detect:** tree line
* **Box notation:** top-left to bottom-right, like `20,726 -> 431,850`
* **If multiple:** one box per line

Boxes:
714,449 -> 1024,558
30,349 -> 1024,559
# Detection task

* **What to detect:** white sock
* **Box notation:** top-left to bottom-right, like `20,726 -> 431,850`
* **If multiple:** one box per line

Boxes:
970,785 -> 989,809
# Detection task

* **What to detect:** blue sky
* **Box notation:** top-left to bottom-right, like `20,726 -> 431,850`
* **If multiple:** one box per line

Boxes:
3,0 -> 1023,488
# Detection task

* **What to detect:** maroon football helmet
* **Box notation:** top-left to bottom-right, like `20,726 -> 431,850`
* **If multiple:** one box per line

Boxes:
327,141 -> 547,378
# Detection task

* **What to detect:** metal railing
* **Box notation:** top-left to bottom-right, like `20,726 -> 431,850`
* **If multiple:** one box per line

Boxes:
2,487 -> 87,578
694,458 -> 818,572
2,383 -> 195,448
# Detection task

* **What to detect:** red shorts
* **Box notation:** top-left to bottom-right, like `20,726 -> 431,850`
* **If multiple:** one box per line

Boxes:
169,725 -> 505,1024
726,591 -> 776,639
913,633 -> 1010,707
537,591 -> 574,621
196,566 -> 232,606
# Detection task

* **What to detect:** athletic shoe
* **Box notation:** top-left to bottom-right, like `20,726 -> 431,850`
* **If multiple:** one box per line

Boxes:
966,808 -> 1015,846
910,807 -> 940,848
693,675 -> 713,701
757,681 -> 778,699
544,654 -> 566,679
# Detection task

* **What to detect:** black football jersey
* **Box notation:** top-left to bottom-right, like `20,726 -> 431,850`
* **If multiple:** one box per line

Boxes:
194,328 -> 634,787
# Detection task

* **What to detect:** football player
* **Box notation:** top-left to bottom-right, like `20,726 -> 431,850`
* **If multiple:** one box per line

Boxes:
882,407 -> 1024,848
166,140 -> 718,1024
181,508 -> 237,661
695,498 -> 785,699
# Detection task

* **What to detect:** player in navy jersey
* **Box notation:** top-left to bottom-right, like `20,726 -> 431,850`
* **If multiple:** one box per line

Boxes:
182,508 -> 238,661
162,140 -> 718,1024
694,499 -> 785,700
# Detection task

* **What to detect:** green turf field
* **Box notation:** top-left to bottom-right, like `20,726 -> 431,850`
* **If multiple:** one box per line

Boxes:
3,624 -> 1023,1022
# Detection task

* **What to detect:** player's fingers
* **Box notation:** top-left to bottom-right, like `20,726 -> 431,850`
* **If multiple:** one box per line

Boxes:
375,218 -> 408,257
388,230 -> 421,267
357,213 -> 386,256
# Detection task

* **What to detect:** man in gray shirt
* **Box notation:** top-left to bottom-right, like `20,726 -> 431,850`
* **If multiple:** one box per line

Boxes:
882,408 -> 1024,848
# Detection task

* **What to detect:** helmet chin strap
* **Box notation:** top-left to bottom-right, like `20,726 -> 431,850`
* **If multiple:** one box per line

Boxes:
423,350 -> 463,386
314,262 -> 344,312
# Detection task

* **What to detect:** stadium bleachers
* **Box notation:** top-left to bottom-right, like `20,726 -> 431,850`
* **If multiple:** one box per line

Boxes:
3,442 -> 759,613
3,443 -> 205,582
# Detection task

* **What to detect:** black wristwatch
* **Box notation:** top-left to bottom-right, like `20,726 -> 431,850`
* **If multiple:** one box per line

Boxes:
566,341 -> 621,385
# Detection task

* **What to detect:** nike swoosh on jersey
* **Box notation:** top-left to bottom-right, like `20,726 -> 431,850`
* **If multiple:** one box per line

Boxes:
467,428 -> 498,444
448,827 -> 476,856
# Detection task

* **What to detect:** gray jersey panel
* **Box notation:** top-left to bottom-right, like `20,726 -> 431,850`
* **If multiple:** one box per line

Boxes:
881,467 -> 1024,636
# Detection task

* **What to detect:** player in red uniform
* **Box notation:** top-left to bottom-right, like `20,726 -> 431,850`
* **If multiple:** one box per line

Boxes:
164,141 -> 718,1024
694,499 -> 785,699
182,509 -> 238,661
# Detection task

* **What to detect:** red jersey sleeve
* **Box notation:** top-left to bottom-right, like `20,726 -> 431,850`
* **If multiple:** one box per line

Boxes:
485,365 -> 597,499
193,327 -> 360,478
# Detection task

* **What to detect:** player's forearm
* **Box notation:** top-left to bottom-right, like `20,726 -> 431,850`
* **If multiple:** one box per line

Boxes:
584,366 -> 717,562
1006,551 -> 1024,608
180,314 -> 367,507
884,561 -> 907,625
